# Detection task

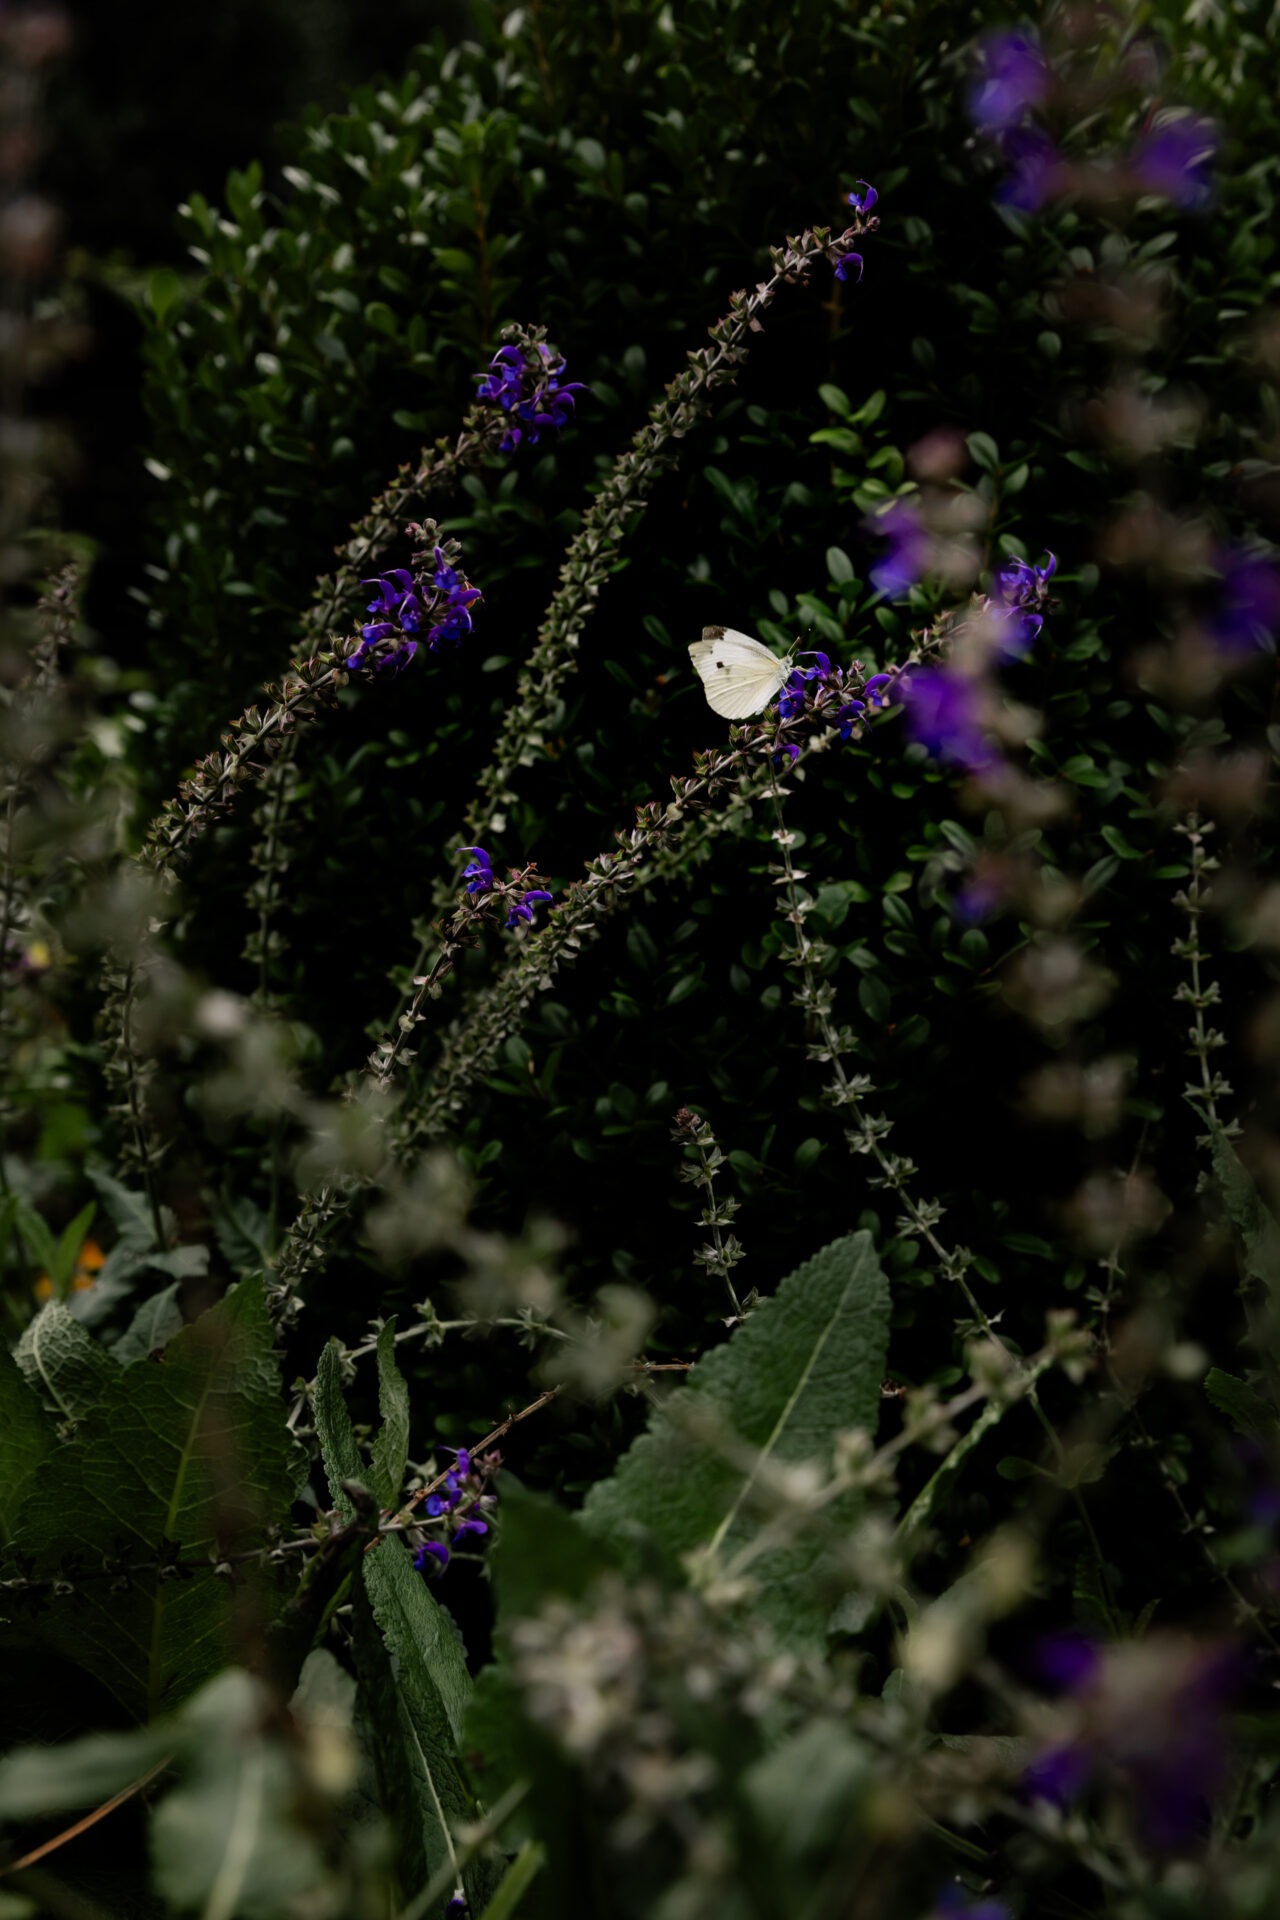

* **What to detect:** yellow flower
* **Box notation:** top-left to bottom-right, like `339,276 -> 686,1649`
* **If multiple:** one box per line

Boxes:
33,1238 -> 106,1302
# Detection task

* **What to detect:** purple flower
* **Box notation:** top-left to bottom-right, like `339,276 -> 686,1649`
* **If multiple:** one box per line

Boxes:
836,700 -> 865,741
869,501 -> 930,597
453,1516 -> 488,1540
772,743 -> 801,769
1132,115 -> 1217,209
997,125 -> 1064,212
1037,1632 -> 1102,1692
968,31 -> 1051,134
1024,1635 -> 1243,1852
987,550 -> 1055,659
900,669 -> 996,771
862,672 -> 896,711
933,1886 -> 1011,1920
445,1900 -> 467,1920
426,548 -> 482,651
476,340 -> 587,452
834,252 -> 864,283
777,653 -> 831,720
846,180 -> 879,215
414,1540 -> 450,1574
461,847 -> 494,895
506,889 -> 553,929
1206,548 -> 1280,657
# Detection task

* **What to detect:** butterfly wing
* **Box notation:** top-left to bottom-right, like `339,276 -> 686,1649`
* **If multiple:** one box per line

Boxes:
689,626 -> 791,719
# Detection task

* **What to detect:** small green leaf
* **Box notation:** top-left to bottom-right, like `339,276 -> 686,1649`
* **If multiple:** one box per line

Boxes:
369,1319 -> 411,1509
825,545 -> 855,584
966,431 -> 1000,473
1204,1366 -> 1275,1439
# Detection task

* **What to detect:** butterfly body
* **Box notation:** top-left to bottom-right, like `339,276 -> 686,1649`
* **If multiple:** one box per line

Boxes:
688,625 -> 794,719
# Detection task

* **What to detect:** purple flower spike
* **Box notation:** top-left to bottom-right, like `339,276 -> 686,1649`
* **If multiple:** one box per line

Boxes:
1132,115 -> 1218,209
968,31 -> 1051,134
834,252 -> 864,283
414,1540 -> 450,1574
506,889 -> 553,929
846,180 -> 878,215
900,668 -> 995,771
869,501 -> 930,597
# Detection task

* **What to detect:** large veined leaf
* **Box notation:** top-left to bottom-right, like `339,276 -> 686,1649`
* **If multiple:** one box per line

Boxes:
4,1276 -> 301,1719
314,1340 -> 494,1909
14,1299 -> 115,1421
581,1231 -> 890,1652
0,1347 -> 55,1545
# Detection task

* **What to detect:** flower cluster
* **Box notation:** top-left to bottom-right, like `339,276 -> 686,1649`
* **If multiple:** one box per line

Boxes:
968,29 -> 1218,213
897,548 -> 1055,773
476,339 -> 587,453
834,179 -> 878,283
345,540 -> 481,673
771,651 -> 897,765
458,846 -> 555,929
412,1448 -> 492,1575
1025,1633 -> 1241,1851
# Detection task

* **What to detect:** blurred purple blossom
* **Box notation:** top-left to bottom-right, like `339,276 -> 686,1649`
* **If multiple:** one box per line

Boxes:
901,669 -> 995,771
932,1890 -> 1010,1920
1132,115 -> 1218,209
968,31 -> 1051,134
869,501 -> 930,596
997,125 -> 1064,212
1024,1635 -> 1243,1851
1206,548 -> 1280,657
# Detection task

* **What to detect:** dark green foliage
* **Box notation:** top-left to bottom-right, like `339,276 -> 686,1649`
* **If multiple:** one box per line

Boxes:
2,1276 -> 301,1720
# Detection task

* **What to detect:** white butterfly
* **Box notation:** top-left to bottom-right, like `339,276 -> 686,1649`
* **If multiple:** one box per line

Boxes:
688,625 -> 794,720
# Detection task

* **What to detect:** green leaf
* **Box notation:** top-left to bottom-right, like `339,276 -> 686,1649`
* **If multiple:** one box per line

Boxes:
110,1282 -> 185,1364
0,1721 -> 172,1819
1204,1366 -> 1276,1439
51,1201 -> 97,1289
151,1670 -> 324,1915
825,545 -> 854,584
15,1300 -> 115,1421
369,1320 -> 411,1510
966,431 -> 999,473
147,267 -> 182,324
5,1277 -> 301,1718
581,1232 -> 890,1652
490,1477 -> 615,1628
0,1347 -> 55,1545
896,1353 -> 1055,1555
315,1342 -> 488,1904
1208,1121 -> 1280,1312
12,1198 -> 59,1280
477,1840 -> 547,1920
